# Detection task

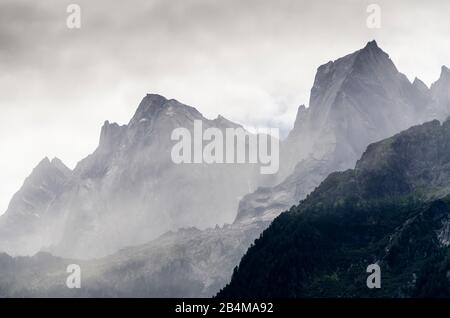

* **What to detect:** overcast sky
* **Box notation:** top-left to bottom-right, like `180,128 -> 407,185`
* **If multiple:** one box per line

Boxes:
1,0 -> 450,215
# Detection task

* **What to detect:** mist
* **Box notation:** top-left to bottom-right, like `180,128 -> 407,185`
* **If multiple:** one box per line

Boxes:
2,0 -> 450,215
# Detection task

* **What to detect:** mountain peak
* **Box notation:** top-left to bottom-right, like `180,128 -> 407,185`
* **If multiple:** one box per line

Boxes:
129,93 -> 203,125
355,40 -> 386,59
431,65 -> 450,93
50,157 -> 71,174
413,76 -> 426,85
50,157 -> 63,165
309,40 -> 395,112
212,114 -> 243,129
296,104 -> 307,116
29,157 -> 53,178
440,65 -> 450,79
36,157 -> 51,168
413,77 -> 430,92
364,40 -> 379,50
292,104 -> 307,130
356,40 -> 389,61
33,157 -> 71,177
131,94 -> 169,122
143,93 -> 169,104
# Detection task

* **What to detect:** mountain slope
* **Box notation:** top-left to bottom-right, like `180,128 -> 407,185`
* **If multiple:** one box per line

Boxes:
279,41 -> 428,179
0,158 -> 74,256
218,119 -> 450,298
50,94 -> 262,259
0,94 -> 261,259
0,223 -> 266,297
235,40 -> 450,225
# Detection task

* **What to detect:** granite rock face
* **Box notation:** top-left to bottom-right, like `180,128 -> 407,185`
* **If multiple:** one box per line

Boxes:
235,40 -> 450,225
0,95 -> 261,259
0,158 -> 74,256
